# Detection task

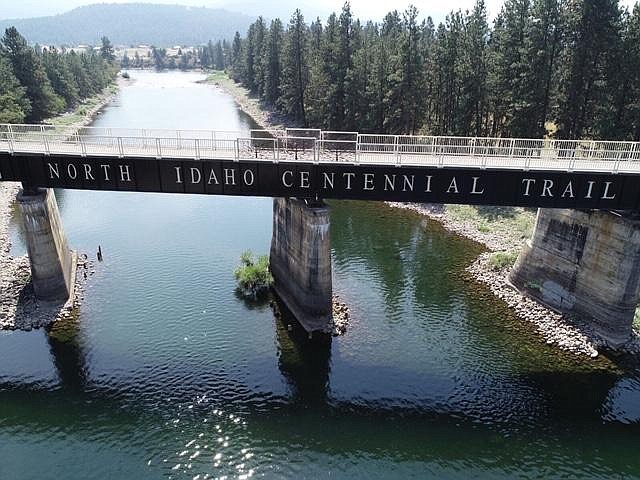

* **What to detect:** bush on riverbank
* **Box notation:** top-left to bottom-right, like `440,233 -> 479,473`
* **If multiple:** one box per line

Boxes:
234,250 -> 273,298
488,251 -> 519,271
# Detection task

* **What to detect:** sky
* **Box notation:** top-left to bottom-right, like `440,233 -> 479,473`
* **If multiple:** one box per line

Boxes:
1,0 -> 637,23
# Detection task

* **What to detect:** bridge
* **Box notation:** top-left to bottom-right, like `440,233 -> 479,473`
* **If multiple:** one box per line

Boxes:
1,124 -> 640,209
2,124 -> 640,350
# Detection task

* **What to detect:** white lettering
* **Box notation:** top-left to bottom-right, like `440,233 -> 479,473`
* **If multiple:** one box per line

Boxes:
83,163 -> 94,181
174,166 -> 183,184
585,181 -> 596,199
243,169 -> 255,186
100,164 -> 111,181
541,179 -> 554,197
67,163 -> 77,180
300,171 -> 310,188
521,178 -> 536,196
48,162 -> 60,179
561,181 -> 574,198
425,175 -> 432,193
447,177 -> 459,194
402,175 -> 414,192
602,181 -> 616,200
119,165 -> 132,182
384,174 -> 396,191
224,168 -> 236,185
323,172 -> 334,189
343,172 -> 355,190
207,169 -> 220,185
364,173 -> 375,191
470,177 -> 484,195
190,167 -> 201,184
282,170 -> 293,188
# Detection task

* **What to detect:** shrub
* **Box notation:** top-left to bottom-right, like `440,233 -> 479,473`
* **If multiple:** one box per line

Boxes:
488,251 -> 519,271
234,250 -> 274,298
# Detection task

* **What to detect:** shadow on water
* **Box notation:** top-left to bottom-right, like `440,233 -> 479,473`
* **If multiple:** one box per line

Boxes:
272,297 -> 332,407
46,313 -> 88,392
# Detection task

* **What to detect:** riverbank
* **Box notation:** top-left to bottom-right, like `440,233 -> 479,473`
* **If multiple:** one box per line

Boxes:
0,77 -> 125,331
202,71 -> 295,131
209,71 -> 640,357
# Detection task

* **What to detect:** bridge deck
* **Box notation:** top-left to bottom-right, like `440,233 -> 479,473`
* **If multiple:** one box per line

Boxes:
1,124 -> 639,174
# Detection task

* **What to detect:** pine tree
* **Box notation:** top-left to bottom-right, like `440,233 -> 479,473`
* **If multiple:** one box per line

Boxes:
279,9 -> 309,125
100,36 -> 115,63
458,0 -> 489,136
42,47 -> 80,109
520,0 -> 562,137
0,53 -> 31,123
1,27 -> 63,121
554,0 -> 624,139
263,18 -> 283,106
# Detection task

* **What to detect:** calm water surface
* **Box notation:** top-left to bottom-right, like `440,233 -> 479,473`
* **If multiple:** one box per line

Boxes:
1,71 -> 640,479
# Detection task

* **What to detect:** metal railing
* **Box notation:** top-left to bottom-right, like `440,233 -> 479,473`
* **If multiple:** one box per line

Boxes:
1,124 -> 639,173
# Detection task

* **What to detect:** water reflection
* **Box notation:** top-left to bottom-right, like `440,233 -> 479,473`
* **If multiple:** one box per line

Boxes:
47,314 -> 87,392
274,299 -> 332,406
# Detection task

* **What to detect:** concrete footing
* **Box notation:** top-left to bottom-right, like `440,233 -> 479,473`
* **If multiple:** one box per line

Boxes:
510,208 -> 640,347
270,197 -> 332,332
17,188 -> 73,302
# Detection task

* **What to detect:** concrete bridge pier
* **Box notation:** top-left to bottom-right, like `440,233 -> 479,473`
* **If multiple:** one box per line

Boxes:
17,187 -> 73,302
509,208 -> 640,347
270,197 -> 332,333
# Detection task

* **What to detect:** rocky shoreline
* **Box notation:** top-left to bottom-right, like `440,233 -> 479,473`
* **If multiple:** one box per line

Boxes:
212,72 -> 638,357
0,79 -> 121,332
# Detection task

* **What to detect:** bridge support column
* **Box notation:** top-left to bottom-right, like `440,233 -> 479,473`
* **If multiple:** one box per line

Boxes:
270,198 -> 332,332
509,208 -> 640,347
17,188 -> 73,302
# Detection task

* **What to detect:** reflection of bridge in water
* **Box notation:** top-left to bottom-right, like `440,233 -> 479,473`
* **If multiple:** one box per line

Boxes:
2,123 -> 640,352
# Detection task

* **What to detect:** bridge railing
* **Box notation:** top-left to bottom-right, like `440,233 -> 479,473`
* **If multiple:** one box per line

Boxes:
1,124 -> 640,172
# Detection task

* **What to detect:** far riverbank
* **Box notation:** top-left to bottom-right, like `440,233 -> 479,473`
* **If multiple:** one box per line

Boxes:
206,71 -> 640,357
0,75 -> 128,331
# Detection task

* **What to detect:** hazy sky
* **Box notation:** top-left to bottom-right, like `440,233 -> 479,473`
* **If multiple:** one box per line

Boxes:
2,0 -> 638,22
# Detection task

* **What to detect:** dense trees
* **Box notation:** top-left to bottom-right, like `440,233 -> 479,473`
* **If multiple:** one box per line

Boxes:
228,0 -> 640,141
0,28 -> 116,123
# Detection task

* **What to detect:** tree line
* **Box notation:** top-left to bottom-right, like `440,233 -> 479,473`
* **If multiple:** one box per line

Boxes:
227,0 -> 640,141
0,27 -> 117,124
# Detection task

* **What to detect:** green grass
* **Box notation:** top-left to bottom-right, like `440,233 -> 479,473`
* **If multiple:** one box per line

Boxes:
447,204 -> 536,247
234,250 -> 273,298
202,70 -> 229,83
488,251 -> 519,271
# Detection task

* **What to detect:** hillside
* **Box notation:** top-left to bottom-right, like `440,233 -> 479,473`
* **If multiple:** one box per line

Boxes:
0,3 -> 254,46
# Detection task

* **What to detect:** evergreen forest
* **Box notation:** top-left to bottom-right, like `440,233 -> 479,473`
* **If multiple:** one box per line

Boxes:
0,28 -> 117,124
220,0 -> 640,141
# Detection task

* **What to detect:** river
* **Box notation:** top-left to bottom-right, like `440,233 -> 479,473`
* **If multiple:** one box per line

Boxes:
1,70 -> 639,479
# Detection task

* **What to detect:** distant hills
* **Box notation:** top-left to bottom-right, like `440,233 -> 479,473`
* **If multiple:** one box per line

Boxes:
0,3 -> 255,46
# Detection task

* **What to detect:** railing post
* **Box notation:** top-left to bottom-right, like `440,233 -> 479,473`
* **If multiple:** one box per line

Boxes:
212,131 -> 216,151
7,124 -> 14,155
195,138 -> 201,160
355,142 -> 360,165
40,125 -> 50,156
155,138 -> 162,159
176,130 -> 182,150
235,139 -> 239,161
394,135 -> 400,164
471,137 -> 476,157
117,137 -> 124,158
313,140 -> 319,165
509,138 -> 515,158
80,135 -> 87,157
